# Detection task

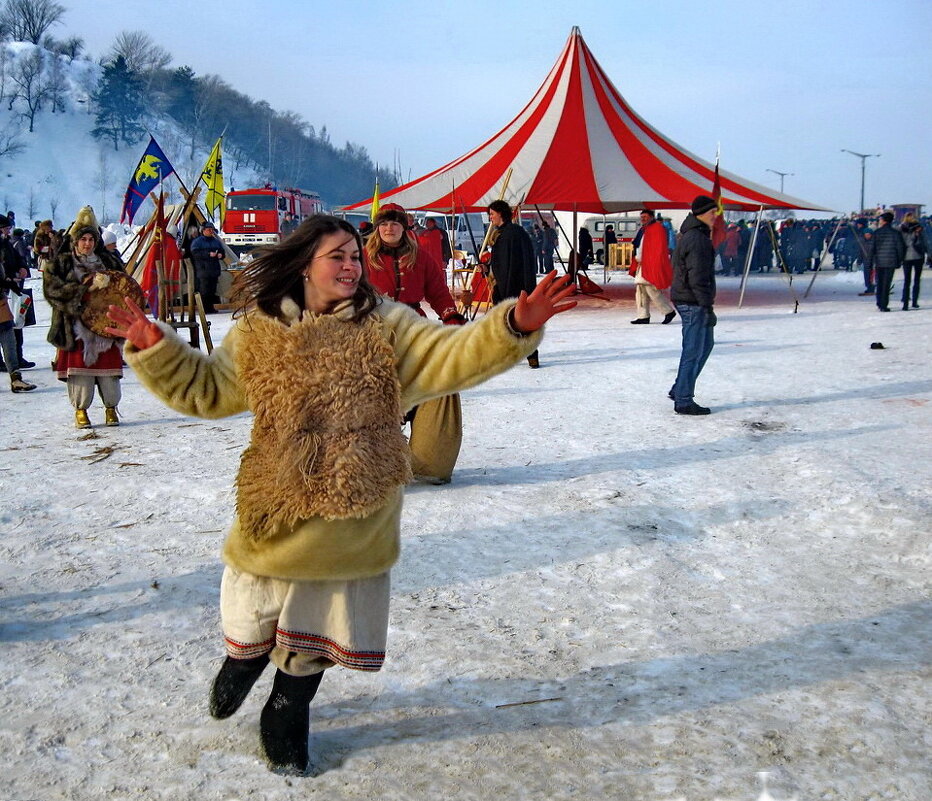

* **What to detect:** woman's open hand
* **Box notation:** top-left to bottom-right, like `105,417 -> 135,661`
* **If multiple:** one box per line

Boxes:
104,296 -> 163,350
511,271 -> 577,333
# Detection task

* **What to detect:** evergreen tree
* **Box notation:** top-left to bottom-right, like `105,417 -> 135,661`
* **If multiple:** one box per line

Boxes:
91,55 -> 144,151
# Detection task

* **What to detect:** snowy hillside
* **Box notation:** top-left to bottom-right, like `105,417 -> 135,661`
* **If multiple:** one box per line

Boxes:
0,41 -> 261,229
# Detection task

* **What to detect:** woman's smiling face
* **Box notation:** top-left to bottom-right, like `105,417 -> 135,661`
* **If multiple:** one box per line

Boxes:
303,232 -> 362,313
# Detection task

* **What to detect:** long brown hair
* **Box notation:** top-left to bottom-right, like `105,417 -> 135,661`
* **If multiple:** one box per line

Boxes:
232,215 -> 380,323
364,220 -> 419,273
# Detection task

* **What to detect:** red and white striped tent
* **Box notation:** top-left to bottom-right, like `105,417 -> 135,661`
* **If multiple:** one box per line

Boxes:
345,27 -> 826,215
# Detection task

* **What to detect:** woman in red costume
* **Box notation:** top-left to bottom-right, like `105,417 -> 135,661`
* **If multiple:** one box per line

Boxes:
365,204 -> 466,483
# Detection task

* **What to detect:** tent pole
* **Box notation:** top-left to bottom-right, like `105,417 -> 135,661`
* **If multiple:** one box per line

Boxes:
803,218 -> 844,299
738,205 -> 764,307
766,220 -> 801,311
572,206 -> 578,281
448,182 -> 457,292
542,206 -> 571,272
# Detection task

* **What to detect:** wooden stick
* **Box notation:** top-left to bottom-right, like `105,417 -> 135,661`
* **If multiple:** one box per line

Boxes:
194,292 -> 214,354
495,697 -> 563,709
459,169 -> 512,318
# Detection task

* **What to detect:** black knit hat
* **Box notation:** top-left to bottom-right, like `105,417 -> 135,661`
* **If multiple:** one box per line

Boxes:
0,215 -> 10,229
691,195 -> 717,216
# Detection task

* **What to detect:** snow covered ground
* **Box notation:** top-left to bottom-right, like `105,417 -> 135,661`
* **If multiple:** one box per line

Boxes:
1,269 -> 929,801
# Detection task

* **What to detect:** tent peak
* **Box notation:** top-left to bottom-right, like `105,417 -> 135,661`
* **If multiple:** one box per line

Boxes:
343,25 -> 828,214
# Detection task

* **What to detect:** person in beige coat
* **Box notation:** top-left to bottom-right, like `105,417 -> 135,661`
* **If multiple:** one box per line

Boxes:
105,214 -> 575,775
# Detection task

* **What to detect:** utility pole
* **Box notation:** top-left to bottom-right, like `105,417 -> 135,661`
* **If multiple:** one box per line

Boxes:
841,149 -> 880,213
766,169 -> 793,194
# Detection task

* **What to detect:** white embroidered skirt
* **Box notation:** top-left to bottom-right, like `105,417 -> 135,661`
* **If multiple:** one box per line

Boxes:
219,566 -> 390,674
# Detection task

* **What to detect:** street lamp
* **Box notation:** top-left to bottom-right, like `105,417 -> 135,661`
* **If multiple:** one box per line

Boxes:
766,169 -> 793,194
841,149 -> 880,213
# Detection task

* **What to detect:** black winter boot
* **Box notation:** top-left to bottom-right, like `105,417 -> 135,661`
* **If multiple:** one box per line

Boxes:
260,669 -> 324,774
209,653 -> 270,719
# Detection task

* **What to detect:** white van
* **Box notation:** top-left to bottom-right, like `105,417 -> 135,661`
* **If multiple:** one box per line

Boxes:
584,214 -> 642,263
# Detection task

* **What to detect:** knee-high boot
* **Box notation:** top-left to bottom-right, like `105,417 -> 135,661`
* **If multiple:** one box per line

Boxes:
260,668 -> 324,774
209,653 -> 270,719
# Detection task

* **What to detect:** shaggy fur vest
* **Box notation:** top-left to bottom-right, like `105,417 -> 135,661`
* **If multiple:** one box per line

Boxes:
233,309 -> 412,542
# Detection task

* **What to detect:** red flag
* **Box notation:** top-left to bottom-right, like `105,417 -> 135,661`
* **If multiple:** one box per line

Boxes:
711,162 -> 727,249
141,191 -> 181,314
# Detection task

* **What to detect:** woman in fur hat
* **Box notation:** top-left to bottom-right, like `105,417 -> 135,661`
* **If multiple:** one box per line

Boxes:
105,214 -> 575,775
365,203 -> 467,484
43,216 -> 126,428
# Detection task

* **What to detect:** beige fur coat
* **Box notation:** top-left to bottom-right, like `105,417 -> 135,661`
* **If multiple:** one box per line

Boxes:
124,297 -> 542,581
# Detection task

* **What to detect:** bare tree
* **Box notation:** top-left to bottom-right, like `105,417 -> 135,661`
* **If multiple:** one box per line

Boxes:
93,149 -> 110,223
183,73 -> 227,160
59,35 -> 82,59
0,119 -> 24,156
26,185 -> 36,218
40,32 -> 81,59
107,30 -> 171,75
44,47 -> 64,112
0,44 -> 8,104
8,48 -> 49,131
0,0 -> 65,45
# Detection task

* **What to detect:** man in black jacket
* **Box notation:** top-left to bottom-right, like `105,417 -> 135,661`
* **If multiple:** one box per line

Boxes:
487,200 -> 540,367
868,212 -> 905,311
190,222 -> 225,313
670,195 -> 718,415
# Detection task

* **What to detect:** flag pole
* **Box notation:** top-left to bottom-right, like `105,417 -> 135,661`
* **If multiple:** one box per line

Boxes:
765,220 -> 802,311
803,218 -> 844,299
449,180 -> 457,292
737,205 -> 764,308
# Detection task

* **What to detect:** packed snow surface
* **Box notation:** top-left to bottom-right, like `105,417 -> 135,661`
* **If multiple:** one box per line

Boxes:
1,270 -> 929,801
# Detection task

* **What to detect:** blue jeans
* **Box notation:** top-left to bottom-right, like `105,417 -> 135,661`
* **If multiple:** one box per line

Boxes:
672,304 -> 714,406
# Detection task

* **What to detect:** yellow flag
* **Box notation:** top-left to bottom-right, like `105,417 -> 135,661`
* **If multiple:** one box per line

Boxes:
199,137 -> 225,226
370,176 -> 380,222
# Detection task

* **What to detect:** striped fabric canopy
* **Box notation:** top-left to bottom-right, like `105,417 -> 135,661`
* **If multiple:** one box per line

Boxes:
345,27 -> 826,214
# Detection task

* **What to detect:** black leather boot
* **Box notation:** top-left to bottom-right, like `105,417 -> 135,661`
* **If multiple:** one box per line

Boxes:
260,669 -> 324,774
209,653 -> 270,719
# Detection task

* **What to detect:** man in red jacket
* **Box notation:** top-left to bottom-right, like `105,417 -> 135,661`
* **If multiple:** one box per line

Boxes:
417,217 -> 452,270
630,210 -> 676,325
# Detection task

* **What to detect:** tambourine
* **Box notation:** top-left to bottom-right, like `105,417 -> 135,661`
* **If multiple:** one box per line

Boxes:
80,270 -> 148,337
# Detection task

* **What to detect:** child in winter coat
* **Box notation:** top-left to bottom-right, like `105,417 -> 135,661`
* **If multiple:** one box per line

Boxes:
105,214 -> 575,774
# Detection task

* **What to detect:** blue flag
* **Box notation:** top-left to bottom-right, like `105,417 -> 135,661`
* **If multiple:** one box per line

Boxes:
120,137 -> 175,224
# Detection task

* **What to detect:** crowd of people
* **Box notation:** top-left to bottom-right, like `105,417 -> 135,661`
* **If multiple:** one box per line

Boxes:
715,212 -> 930,311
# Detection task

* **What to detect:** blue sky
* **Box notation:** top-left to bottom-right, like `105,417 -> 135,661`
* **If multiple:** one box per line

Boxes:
66,0 -> 932,215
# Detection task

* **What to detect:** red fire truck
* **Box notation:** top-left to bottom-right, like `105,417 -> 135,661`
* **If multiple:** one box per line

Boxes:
222,186 -> 322,255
